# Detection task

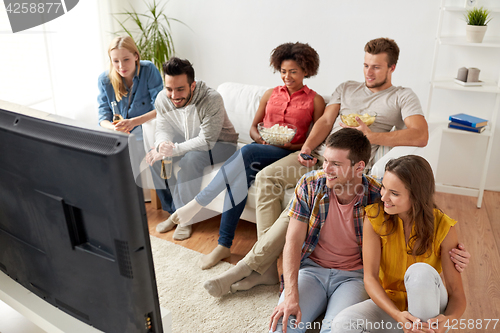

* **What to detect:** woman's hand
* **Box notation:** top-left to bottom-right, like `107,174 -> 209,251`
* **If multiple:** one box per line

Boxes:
419,314 -> 448,333
254,136 -> 268,145
279,142 -> 292,149
396,311 -> 421,333
113,118 -> 136,133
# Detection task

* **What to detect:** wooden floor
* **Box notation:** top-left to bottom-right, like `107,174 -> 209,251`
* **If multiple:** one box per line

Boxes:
146,190 -> 500,333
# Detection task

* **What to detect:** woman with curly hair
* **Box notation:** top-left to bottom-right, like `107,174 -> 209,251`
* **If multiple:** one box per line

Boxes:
158,42 -> 325,269
331,155 -> 466,333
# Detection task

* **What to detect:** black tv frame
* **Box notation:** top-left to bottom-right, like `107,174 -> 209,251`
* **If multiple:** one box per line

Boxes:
0,108 -> 163,333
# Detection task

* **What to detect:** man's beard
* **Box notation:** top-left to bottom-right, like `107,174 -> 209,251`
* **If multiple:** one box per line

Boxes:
366,77 -> 387,89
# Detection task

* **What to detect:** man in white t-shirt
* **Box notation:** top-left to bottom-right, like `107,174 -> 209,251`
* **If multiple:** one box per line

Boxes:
203,38 -> 469,298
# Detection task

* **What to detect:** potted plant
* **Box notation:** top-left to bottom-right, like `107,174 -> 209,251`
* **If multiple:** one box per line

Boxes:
114,0 -> 188,75
464,7 -> 492,43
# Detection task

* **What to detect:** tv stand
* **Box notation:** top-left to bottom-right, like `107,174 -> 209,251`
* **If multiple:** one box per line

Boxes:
0,271 -> 171,333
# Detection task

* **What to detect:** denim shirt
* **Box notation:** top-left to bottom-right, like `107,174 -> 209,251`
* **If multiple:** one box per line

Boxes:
97,60 -> 163,130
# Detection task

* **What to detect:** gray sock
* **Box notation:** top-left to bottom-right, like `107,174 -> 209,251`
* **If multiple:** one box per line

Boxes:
230,262 -> 278,293
203,260 -> 253,297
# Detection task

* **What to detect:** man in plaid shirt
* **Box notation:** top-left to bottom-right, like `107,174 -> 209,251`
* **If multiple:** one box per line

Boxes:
269,128 -> 378,333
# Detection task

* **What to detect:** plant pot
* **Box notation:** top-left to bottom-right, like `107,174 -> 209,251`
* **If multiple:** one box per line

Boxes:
466,25 -> 487,43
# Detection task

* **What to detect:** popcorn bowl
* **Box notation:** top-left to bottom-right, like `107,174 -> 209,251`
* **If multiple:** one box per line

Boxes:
257,122 -> 297,146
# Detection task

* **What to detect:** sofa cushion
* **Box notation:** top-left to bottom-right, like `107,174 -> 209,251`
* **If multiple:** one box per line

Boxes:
217,82 -> 269,145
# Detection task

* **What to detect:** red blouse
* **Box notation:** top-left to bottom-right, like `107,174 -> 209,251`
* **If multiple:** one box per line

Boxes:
262,85 -> 317,144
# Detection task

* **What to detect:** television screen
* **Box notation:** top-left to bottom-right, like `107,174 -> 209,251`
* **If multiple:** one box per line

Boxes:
0,108 -> 163,333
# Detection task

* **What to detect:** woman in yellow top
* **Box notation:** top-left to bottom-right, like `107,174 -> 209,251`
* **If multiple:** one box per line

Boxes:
331,155 -> 466,333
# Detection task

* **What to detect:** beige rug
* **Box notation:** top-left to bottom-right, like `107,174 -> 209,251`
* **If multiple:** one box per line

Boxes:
150,236 -> 280,333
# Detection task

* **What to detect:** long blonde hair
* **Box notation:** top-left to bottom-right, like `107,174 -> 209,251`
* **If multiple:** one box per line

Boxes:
108,36 -> 141,102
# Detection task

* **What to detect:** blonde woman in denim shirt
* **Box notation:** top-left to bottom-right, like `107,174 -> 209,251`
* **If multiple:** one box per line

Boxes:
97,36 -> 163,141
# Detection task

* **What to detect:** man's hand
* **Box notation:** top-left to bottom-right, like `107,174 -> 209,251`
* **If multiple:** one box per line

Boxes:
157,141 -> 175,158
298,148 -> 317,167
145,147 -> 162,166
449,243 -> 470,273
269,299 -> 301,333
145,141 -> 175,166
113,118 -> 135,134
339,116 -> 372,137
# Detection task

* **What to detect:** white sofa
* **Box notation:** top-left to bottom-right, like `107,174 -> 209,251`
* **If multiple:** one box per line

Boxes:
142,82 -> 419,223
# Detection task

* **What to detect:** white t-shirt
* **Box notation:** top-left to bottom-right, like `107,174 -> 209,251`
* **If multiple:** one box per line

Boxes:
316,81 -> 424,166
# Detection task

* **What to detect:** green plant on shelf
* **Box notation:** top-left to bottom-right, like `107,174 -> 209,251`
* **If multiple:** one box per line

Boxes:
464,7 -> 492,26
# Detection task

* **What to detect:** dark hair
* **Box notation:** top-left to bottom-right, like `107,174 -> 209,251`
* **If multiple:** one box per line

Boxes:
382,155 -> 437,256
364,37 -> 400,67
162,57 -> 195,85
270,42 -> 320,78
325,128 -> 371,166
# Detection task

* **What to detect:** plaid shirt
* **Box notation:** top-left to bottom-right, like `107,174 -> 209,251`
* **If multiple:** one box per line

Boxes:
288,169 -> 382,265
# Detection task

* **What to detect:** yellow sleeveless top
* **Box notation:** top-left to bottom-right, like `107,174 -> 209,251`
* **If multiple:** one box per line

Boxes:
365,204 -> 457,311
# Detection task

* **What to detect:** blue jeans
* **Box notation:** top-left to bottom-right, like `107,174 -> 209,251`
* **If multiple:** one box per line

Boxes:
152,141 -> 237,214
195,143 -> 292,248
271,258 -> 369,333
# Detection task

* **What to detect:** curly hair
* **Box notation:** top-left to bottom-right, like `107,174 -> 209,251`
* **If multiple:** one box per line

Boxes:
270,42 -> 319,78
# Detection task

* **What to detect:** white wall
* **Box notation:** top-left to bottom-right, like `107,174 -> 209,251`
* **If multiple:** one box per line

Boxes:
130,0 -> 500,191
160,0 -> 439,104
0,0 -> 119,124
1,0 -> 499,191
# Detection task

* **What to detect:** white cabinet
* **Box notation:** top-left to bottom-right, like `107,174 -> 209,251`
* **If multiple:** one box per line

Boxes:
426,0 -> 500,208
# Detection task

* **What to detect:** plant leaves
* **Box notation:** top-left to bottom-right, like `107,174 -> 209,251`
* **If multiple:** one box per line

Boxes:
112,0 -> 189,76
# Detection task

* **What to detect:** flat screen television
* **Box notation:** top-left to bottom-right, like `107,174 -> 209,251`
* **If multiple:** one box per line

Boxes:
0,108 -> 163,333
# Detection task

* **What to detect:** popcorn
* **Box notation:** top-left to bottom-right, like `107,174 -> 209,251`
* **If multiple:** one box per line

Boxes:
258,123 -> 296,145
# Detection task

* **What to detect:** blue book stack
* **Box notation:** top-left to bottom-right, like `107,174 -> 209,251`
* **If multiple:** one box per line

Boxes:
448,113 -> 488,133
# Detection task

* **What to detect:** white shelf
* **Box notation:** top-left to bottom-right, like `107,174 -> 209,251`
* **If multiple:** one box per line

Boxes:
439,36 -> 500,47
436,183 -> 480,197
428,0 -> 500,208
431,79 -> 500,93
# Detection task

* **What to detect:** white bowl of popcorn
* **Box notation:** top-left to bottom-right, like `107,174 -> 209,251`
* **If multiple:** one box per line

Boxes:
257,122 -> 297,146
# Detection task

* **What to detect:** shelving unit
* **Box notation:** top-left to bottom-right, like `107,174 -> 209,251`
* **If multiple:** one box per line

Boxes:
427,0 -> 500,208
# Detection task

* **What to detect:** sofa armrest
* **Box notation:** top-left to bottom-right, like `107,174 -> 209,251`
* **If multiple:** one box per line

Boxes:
370,146 -> 421,179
